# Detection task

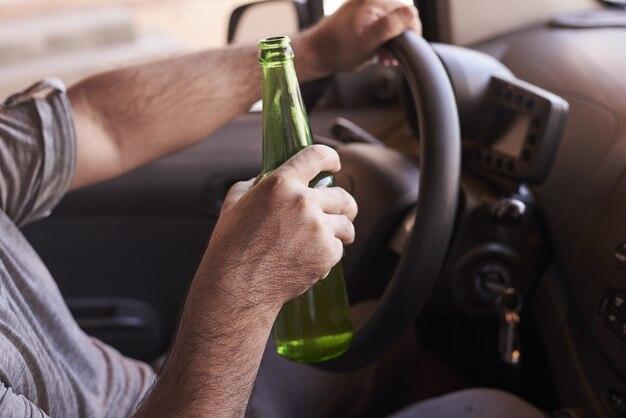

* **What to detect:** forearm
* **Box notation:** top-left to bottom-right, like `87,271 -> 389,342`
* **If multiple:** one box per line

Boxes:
67,0 -> 421,190
134,263 -> 280,417
134,142 -> 357,416
68,31 -> 323,190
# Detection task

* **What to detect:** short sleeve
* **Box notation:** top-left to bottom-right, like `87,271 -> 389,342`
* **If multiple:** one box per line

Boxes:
0,382 -> 49,418
0,78 -> 76,226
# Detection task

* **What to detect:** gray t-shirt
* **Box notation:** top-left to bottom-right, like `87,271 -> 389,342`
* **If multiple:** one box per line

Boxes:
0,80 -> 155,417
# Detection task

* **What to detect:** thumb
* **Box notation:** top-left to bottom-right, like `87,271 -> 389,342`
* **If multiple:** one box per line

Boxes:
364,5 -> 421,50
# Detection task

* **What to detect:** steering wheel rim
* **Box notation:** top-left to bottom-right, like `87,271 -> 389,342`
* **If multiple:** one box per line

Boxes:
315,31 -> 461,371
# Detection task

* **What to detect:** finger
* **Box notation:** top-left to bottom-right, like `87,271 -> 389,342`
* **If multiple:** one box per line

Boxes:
411,7 -> 422,36
407,6 -> 422,34
325,214 -> 355,245
318,236 -> 344,280
365,5 -> 421,48
222,178 -> 255,209
275,145 -> 341,184
329,237 -> 345,267
388,4 -> 421,34
311,187 -> 358,221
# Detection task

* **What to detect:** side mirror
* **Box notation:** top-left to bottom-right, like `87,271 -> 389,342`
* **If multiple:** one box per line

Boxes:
227,0 -> 330,111
227,0 -> 314,45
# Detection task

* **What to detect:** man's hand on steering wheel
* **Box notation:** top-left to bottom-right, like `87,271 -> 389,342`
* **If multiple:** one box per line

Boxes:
295,0 -> 422,79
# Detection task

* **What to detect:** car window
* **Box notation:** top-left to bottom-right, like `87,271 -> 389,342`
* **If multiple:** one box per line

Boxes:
0,0 -> 252,98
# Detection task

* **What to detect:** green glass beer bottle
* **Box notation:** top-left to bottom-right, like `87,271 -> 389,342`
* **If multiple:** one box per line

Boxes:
258,36 -> 353,363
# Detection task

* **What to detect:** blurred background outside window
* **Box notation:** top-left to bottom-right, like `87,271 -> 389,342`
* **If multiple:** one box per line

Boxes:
0,0 -> 416,97
323,0 -> 413,14
0,0 -> 254,97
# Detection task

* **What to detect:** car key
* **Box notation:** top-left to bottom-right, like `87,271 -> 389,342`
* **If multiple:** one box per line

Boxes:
495,288 -> 523,366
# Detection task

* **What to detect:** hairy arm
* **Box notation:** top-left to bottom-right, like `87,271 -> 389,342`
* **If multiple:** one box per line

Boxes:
135,146 -> 358,417
67,35 -> 321,190
67,0 -> 419,190
134,266 -> 280,417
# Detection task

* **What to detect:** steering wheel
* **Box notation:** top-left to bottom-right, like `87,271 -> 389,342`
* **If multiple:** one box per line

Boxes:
317,31 -> 461,371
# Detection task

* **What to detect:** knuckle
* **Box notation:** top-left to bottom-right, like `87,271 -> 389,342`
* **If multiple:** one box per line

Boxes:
380,7 -> 412,37
330,239 -> 344,264
338,188 -> 357,215
310,216 -> 326,235
350,197 -> 358,218
350,200 -> 359,219
339,216 -> 354,237
379,15 -> 396,36
399,4 -> 414,15
309,144 -> 339,165
294,190 -> 312,210
335,186 -> 349,201
265,173 -> 288,193
344,220 -> 356,243
329,188 -> 356,220
347,230 -> 356,245
226,181 -> 242,195
306,144 -> 328,160
398,5 -> 417,25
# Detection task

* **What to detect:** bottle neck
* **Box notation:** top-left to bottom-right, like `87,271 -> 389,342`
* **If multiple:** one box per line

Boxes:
260,57 -> 313,175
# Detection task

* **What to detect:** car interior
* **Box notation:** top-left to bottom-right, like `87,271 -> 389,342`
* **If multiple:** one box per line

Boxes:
16,0 -> 626,416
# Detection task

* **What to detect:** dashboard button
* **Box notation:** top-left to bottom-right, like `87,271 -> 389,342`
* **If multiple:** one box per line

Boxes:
600,290 -> 626,339
614,239 -> 626,268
